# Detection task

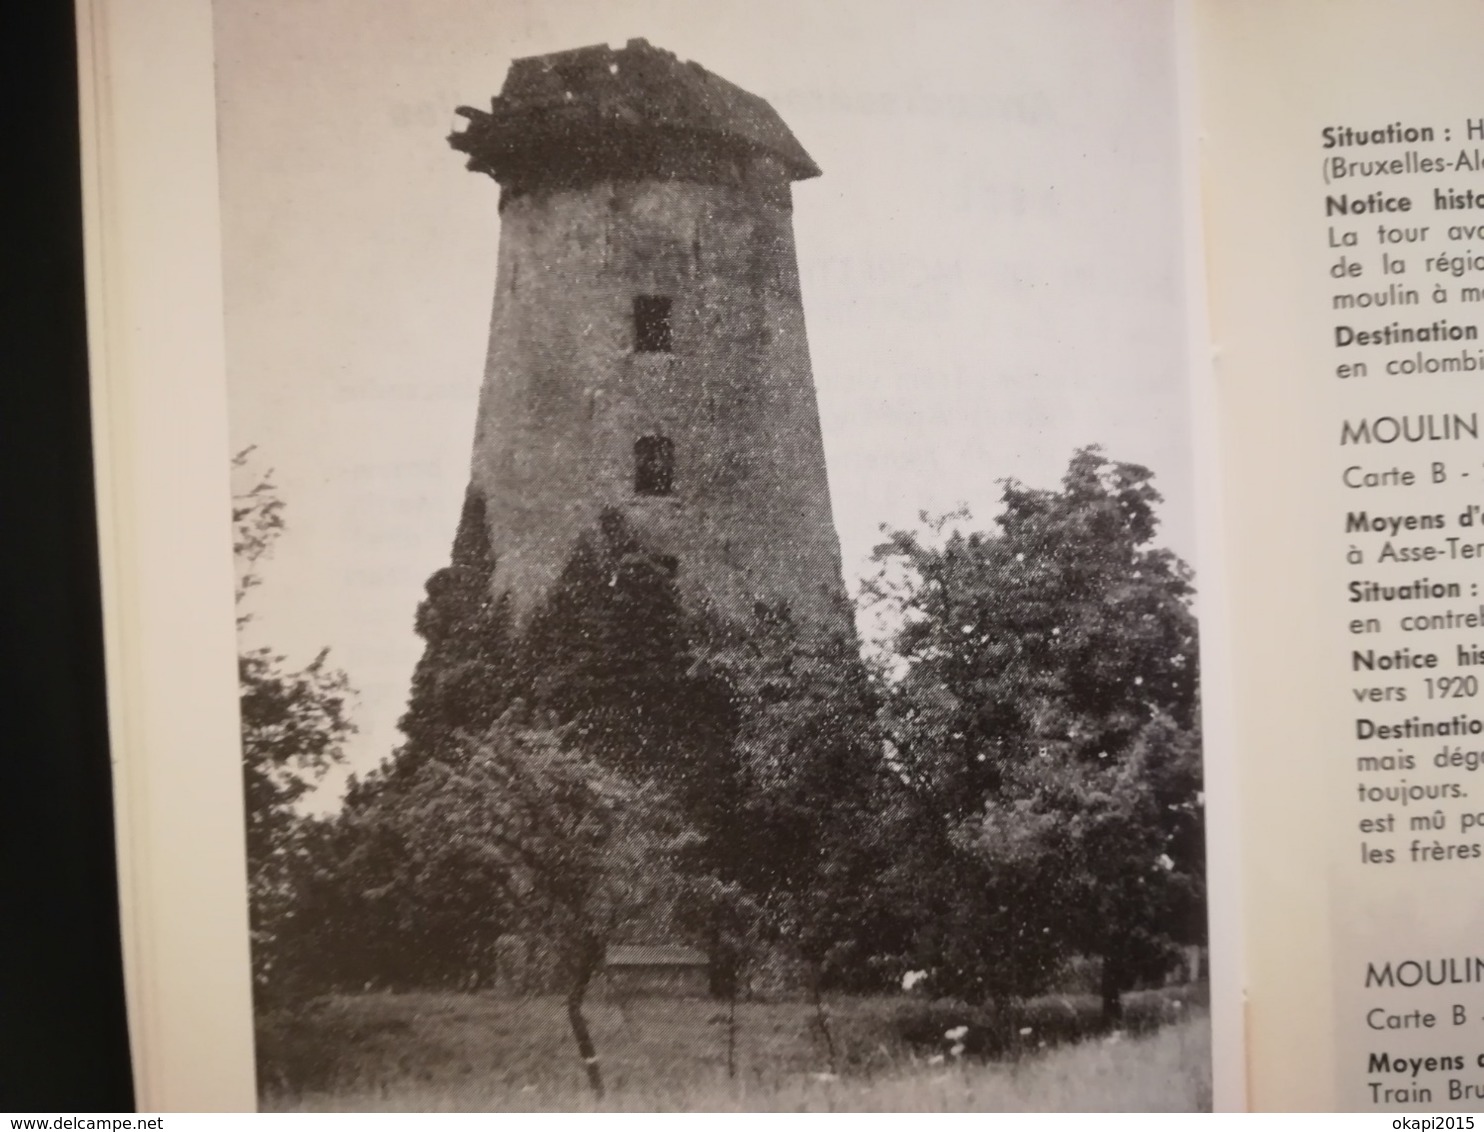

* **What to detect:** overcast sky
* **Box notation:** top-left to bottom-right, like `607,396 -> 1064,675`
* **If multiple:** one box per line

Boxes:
213,0 -> 1194,797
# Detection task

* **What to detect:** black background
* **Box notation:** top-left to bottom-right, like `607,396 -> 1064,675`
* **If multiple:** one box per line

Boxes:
1,0 -> 137,1112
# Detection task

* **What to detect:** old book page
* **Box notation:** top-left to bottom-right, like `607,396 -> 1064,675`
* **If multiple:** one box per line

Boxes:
1198,0 -> 1484,1112
82,0 -> 1226,1110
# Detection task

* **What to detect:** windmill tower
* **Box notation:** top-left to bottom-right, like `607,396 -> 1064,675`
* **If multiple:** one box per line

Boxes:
448,39 -> 848,631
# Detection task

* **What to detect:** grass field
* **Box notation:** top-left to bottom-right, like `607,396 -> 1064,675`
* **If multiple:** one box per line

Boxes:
260,987 -> 1210,1111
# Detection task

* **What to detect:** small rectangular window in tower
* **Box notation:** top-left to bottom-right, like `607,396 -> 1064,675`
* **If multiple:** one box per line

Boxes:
634,435 -> 675,496
633,295 -> 673,353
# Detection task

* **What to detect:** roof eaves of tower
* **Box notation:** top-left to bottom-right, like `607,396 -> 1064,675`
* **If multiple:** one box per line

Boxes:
449,38 -> 821,183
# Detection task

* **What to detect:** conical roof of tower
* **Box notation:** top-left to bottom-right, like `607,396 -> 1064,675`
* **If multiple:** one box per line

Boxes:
450,38 -> 820,187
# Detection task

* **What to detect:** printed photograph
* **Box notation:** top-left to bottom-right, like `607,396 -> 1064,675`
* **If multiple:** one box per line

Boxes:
218,0 -> 1209,1110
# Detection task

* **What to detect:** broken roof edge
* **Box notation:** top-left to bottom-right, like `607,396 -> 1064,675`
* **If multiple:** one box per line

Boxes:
449,38 -> 821,183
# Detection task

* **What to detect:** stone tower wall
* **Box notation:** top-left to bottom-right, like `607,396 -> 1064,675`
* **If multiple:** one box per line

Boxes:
467,166 -> 848,629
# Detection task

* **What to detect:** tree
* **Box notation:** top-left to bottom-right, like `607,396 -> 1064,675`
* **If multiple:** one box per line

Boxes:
524,520 -> 911,1004
391,486 -> 515,781
868,446 -> 1203,1015
969,713 -> 1204,1021
520,507 -> 737,791
329,506 -> 711,997
695,609 -> 913,999
286,772 -> 520,993
232,449 -> 356,1005
518,511 -> 755,995
345,505 -> 908,1019
298,486 -> 525,993
396,711 -> 695,1098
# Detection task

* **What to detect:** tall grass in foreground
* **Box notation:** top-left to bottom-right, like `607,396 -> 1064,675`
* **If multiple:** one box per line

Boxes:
269,1006 -> 1210,1112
